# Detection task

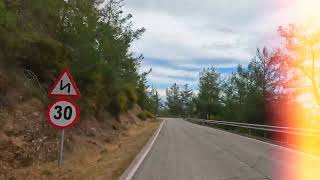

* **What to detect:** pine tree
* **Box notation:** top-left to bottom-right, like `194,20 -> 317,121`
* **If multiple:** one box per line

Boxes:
166,83 -> 183,116
180,84 -> 193,118
197,67 -> 221,119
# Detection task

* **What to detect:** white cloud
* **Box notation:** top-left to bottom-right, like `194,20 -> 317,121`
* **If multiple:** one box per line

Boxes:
124,0 -> 317,90
148,74 -> 197,86
140,65 -> 196,80
129,9 -> 255,63
157,89 -> 167,98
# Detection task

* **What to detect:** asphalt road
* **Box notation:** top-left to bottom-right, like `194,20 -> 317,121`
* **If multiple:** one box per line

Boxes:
132,118 -> 320,180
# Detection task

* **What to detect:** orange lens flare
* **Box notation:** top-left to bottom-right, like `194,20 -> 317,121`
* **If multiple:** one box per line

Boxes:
271,0 -> 320,178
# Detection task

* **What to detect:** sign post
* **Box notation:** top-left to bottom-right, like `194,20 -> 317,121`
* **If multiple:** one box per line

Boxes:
58,129 -> 65,166
47,68 -> 81,166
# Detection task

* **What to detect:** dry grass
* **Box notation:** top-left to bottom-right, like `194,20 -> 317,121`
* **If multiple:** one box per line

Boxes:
12,119 -> 160,180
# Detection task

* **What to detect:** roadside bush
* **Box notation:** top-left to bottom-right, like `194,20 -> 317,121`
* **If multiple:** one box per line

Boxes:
137,111 -> 155,121
109,92 -> 129,116
118,93 -> 128,112
125,84 -> 138,107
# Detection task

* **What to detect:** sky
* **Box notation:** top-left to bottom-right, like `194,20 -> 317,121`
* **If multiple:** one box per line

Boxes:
122,0 -> 317,98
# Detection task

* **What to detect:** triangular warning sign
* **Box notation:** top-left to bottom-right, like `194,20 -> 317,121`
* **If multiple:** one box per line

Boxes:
48,68 -> 81,98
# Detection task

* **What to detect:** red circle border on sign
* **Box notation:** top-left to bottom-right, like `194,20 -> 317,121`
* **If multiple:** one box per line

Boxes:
46,97 -> 80,129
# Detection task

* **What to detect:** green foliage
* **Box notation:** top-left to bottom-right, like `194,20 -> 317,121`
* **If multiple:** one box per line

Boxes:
136,70 -> 150,110
180,84 -> 194,118
197,67 -> 221,119
164,83 -> 194,117
137,111 -> 155,121
147,87 -> 161,114
164,51 -> 269,125
118,93 -> 128,112
166,83 -> 183,116
0,0 -> 157,119
0,1 -> 17,30
135,70 -> 161,114
213,59 -> 266,125
124,84 -> 138,108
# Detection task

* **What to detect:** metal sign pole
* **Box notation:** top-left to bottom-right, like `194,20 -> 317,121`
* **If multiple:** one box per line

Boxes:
58,129 -> 65,166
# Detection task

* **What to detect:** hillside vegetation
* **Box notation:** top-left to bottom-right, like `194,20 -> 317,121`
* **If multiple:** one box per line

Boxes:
0,0 -> 160,178
0,0 -> 160,116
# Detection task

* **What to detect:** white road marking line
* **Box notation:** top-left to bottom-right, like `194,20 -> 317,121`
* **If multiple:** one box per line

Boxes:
119,119 -> 165,180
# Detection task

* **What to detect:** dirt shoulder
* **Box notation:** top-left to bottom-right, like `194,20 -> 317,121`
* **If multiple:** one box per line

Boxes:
9,119 -> 160,180
0,77 -> 161,180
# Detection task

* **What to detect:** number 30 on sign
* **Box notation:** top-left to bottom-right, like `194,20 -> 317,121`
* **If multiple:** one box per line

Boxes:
46,98 -> 80,129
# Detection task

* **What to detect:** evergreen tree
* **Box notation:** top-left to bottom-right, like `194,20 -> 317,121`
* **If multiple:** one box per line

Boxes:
147,87 -> 161,115
197,67 -> 221,119
180,84 -> 193,118
166,83 -> 183,116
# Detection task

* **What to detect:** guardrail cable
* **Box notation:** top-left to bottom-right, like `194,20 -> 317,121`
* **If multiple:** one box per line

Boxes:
187,118 -> 320,136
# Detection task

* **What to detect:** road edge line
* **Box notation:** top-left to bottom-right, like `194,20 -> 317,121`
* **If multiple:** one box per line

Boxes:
119,119 -> 165,180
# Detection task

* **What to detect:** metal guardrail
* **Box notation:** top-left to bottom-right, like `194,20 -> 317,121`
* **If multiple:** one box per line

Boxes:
187,118 -> 320,136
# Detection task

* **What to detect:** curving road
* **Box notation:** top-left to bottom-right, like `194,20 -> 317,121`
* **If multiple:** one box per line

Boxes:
132,118 -> 320,180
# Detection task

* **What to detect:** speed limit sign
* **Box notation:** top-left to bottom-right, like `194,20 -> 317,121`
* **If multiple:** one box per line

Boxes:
46,98 -> 80,129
